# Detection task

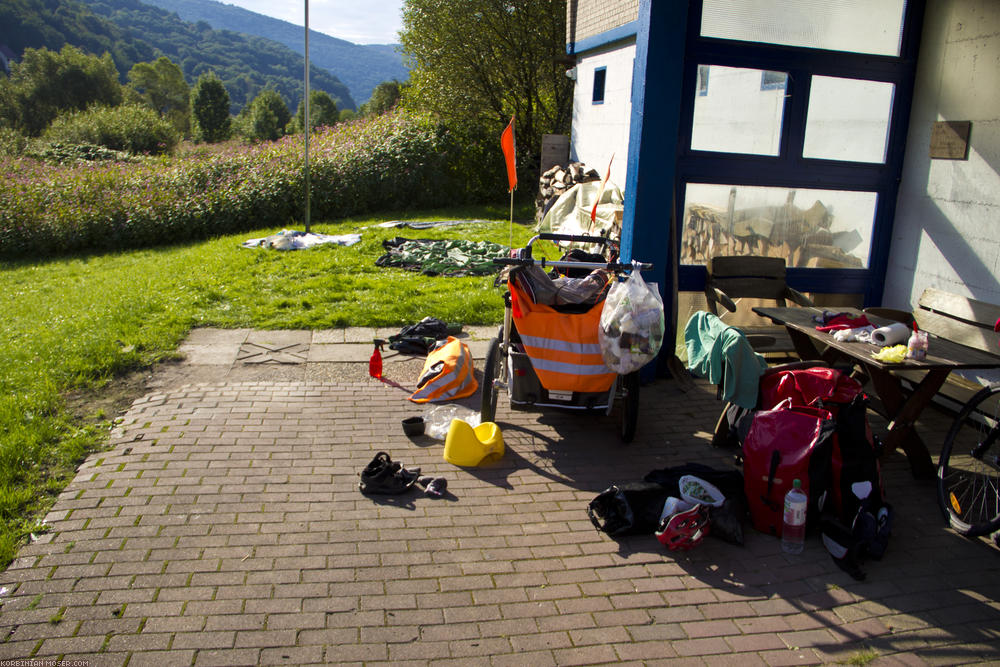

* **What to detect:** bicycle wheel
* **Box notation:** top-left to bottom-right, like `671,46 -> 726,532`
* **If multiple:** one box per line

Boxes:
619,371 -> 640,443
937,383 -> 1000,537
480,337 -> 502,423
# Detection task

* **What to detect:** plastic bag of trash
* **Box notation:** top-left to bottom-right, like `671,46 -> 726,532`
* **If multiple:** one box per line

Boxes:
423,404 -> 481,439
598,268 -> 665,374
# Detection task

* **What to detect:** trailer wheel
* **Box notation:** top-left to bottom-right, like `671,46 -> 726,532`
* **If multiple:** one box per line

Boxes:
480,337 -> 502,423
620,371 -> 640,443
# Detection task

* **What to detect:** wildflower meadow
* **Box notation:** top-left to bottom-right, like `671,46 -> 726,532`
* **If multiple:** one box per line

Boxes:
0,112 -> 459,257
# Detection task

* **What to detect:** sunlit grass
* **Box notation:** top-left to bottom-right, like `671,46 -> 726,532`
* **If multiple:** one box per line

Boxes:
0,206 -> 547,566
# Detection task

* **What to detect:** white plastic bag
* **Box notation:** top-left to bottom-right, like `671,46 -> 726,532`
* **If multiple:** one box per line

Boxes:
423,404 -> 481,439
598,268 -> 665,374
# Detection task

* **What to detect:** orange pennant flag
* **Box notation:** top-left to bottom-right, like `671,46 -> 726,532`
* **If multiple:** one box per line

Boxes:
500,116 -> 517,192
590,154 -> 614,224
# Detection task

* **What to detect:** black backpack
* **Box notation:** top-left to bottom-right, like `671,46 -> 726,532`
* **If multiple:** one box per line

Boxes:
817,393 -> 893,580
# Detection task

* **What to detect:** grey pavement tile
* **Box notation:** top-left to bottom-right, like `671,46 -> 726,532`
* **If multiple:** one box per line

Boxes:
0,329 -> 997,665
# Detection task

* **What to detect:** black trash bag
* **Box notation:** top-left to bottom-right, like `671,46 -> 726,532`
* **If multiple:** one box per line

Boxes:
643,462 -> 744,499
587,482 -> 670,536
389,317 -> 451,355
389,336 -> 438,355
643,462 -> 747,545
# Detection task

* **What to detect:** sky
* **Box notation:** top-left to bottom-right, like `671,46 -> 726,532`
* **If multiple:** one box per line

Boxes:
220,0 -> 404,45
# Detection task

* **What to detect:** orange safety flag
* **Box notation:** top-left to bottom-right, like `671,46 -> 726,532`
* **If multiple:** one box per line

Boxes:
500,116 -> 517,192
590,154 -> 614,224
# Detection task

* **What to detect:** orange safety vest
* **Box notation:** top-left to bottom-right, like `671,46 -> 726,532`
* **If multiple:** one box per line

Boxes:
409,336 -> 479,403
510,281 -> 616,394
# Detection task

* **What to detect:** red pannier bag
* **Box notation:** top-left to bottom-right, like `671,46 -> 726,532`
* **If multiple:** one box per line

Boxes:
743,399 -> 836,536
757,367 -> 881,521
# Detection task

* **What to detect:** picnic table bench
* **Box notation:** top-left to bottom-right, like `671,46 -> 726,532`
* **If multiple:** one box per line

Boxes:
867,287 -> 1000,408
754,288 -> 1000,479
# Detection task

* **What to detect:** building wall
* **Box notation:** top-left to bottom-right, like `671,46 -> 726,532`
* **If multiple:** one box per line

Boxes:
569,43 -> 636,189
568,0 -> 639,44
885,0 -> 1000,308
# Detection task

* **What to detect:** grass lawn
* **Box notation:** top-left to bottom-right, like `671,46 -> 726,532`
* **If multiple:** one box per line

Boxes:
0,206 -> 550,566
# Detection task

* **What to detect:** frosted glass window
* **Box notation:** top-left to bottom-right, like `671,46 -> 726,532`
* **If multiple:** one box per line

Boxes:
803,76 -> 895,163
682,183 -> 877,268
701,0 -> 906,57
691,66 -> 786,156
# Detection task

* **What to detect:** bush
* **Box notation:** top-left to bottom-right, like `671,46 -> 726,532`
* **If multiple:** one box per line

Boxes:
236,89 -> 291,142
0,111 -> 462,258
43,105 -> 180,156
27,142 -> 137,164
0,128 -> 29,157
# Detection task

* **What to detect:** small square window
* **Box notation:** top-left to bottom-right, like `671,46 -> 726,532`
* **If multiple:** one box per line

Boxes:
697,65 -> 710,96
592,67 -> 606,104
760,70 -> 787,91
691,65 -> 786,156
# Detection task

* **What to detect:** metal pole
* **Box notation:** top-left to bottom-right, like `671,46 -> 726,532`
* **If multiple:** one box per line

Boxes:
304,0 -> 311,233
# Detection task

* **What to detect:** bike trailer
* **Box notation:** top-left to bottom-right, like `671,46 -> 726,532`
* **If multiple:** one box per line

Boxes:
508,279 -> 617,409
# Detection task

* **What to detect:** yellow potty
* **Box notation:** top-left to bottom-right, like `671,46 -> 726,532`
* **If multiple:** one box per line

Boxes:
443,420 -> 504,466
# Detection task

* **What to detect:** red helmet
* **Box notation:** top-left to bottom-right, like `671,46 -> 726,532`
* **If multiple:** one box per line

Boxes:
655,504 -> 710,551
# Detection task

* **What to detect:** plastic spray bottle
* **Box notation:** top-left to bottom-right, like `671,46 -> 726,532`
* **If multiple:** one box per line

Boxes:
369,339 -> 384,379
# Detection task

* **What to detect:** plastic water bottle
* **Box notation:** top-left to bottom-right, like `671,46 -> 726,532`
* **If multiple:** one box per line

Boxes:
781,479 -> 807,554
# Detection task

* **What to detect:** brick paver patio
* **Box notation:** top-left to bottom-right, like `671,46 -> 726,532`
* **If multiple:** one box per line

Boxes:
0,329 -> 997,665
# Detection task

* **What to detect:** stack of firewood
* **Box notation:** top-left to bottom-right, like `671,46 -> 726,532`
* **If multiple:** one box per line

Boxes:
536,162 -> 601,221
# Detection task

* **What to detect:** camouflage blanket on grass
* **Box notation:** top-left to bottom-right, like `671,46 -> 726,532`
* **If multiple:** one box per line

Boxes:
375,237 -> 507,276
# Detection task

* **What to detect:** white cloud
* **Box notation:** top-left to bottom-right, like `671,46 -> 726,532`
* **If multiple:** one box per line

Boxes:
222,0 -> 403,44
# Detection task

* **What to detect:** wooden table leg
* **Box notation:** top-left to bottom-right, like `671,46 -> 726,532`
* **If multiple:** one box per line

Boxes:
785,328 -> 825,361
867,368 -> 949,480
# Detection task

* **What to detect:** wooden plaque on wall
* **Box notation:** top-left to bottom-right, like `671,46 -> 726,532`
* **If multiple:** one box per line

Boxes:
930,121 -> 971,160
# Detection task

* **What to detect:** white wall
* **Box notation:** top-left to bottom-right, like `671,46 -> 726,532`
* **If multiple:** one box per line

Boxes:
884,0 -> 1000,308
569,42 -> 635,191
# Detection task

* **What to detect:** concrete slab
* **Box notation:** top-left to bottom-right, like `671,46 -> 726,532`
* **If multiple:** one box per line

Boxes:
244,330 -> 312,346
236,341 -> 310,364
307,343 -> 372,363
343,327 -> 381,343
181,327 -> 251,345
175,343 -> 240,366
311,329 -> 346,344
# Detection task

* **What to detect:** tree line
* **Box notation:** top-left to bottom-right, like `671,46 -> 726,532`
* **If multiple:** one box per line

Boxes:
0,45 -> 379,153
0,0 -> 355,115
2,0 -> 573,204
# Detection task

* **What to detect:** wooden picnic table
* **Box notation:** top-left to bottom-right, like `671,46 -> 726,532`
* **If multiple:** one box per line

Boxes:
752,306 -> 1000,479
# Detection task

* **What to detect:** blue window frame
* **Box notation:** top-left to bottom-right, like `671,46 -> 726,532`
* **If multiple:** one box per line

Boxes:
592,66 -> 607,104
673,0 -> 925,306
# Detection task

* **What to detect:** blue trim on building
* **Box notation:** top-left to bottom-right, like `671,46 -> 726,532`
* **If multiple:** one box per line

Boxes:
567,20 -> 639,56
621,0 -> 689,380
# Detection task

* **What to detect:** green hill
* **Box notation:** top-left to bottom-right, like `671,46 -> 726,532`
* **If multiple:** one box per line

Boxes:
0,0 -> 357,113
0,0 -> 156,73
138,0 -> 409,104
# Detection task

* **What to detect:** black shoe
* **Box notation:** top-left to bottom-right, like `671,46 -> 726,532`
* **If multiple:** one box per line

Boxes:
359,452 -> 419,495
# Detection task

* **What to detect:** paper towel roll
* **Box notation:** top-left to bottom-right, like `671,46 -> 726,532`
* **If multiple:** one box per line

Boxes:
871,322 -> 910,347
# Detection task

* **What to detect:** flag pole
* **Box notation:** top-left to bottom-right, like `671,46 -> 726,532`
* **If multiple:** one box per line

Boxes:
304,0 -> 311,233
500,116 -> 517,251
509,189 -> 514,251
